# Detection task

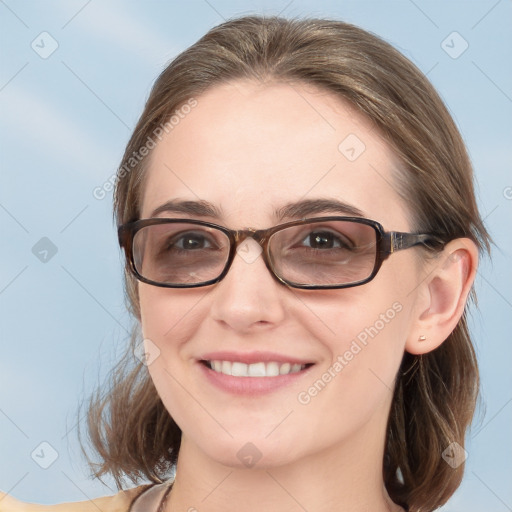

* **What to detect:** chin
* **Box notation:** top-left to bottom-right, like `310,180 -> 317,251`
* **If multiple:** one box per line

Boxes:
204,442 -> 301,471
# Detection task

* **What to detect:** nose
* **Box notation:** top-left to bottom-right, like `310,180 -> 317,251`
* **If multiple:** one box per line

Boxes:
209,237 -> 286,333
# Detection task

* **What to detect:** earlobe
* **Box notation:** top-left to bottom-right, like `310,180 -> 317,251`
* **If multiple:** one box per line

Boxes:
405,238 -> 479,355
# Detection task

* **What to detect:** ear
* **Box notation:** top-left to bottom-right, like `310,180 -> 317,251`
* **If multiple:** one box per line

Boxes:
405,238 -> 479,355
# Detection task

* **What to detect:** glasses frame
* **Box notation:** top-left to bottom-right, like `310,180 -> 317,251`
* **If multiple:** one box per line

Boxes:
118,216 -> 444,290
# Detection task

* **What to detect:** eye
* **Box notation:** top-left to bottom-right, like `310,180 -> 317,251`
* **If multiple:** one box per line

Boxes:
171,231 -> 215,250
300,230 -> 353,250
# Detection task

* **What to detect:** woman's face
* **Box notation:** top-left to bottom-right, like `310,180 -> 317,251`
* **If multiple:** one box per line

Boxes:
138,80 -> 425,468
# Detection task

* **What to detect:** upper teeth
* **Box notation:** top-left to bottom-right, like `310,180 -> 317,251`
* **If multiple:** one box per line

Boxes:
208,360 -> 306,377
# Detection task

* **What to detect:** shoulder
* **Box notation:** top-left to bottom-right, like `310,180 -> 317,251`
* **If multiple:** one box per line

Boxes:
0,485 -> 152,512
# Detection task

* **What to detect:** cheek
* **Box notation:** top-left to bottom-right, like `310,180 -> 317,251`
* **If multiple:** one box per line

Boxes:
138,285 -> 209,429
293,269 -> 414,405
290,296 -> 409,452
138,285 -> 206,345
305,293 -> 407,388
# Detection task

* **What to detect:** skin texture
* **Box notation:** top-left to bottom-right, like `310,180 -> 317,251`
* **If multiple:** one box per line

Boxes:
137,80 -> 478,512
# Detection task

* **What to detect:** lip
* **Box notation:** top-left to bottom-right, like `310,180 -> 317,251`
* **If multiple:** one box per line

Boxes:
200,351 -> 313,365
197,351 -> 315,396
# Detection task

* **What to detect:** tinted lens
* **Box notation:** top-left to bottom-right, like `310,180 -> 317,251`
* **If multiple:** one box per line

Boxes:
269,220 -> 378,286
132,222 -> 230,285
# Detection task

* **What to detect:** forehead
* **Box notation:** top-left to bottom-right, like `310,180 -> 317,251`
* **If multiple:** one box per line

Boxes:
141,80 -> 410,230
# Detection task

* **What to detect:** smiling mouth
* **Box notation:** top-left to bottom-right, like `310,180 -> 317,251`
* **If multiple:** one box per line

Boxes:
202,360 -> 313,377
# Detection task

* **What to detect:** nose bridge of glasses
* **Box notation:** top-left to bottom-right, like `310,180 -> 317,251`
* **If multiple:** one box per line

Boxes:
233,228 -> 269,249
230,228 -> 273,270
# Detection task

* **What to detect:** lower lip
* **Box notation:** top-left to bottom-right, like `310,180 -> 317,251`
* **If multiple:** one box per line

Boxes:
198,362 -> 313,395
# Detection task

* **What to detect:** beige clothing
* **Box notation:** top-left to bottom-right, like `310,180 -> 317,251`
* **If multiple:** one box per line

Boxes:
0,482 -> 171,512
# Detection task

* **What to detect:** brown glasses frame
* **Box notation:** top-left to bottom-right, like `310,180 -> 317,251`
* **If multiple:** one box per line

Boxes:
118,216 -> 445,290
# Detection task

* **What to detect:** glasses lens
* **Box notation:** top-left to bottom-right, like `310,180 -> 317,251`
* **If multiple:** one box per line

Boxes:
132,222 -> 230,285
269,220 -> 378,286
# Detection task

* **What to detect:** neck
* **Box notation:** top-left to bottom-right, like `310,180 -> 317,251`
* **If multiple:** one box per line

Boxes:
165,420 -> 403,512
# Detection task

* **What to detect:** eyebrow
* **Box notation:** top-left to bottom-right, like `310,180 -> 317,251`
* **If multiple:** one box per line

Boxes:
274,198 -> 365,221
148,198 -> 365,221
150,199 -> 222,218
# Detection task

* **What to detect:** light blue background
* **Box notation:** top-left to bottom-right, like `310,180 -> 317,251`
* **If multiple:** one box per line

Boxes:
1,1 -> 511,510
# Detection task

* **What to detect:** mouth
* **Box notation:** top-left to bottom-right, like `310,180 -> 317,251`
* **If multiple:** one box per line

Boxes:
201,360 -> 312,377
198,352 -> 315,395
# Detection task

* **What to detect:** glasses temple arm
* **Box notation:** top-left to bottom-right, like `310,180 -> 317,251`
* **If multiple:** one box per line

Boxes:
386,232 -> 445,253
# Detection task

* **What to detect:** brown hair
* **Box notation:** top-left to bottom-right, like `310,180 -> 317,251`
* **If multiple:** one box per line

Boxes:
79,15 -> 490,510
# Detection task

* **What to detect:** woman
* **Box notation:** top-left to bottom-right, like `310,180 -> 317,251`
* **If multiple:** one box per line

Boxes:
1,14 -> 489,512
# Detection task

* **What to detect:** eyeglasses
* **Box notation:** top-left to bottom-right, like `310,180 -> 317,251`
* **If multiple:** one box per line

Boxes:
118,216 -> 444,289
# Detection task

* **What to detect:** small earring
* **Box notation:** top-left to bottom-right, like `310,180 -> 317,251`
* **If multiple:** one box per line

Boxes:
418,335 -> 427,342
